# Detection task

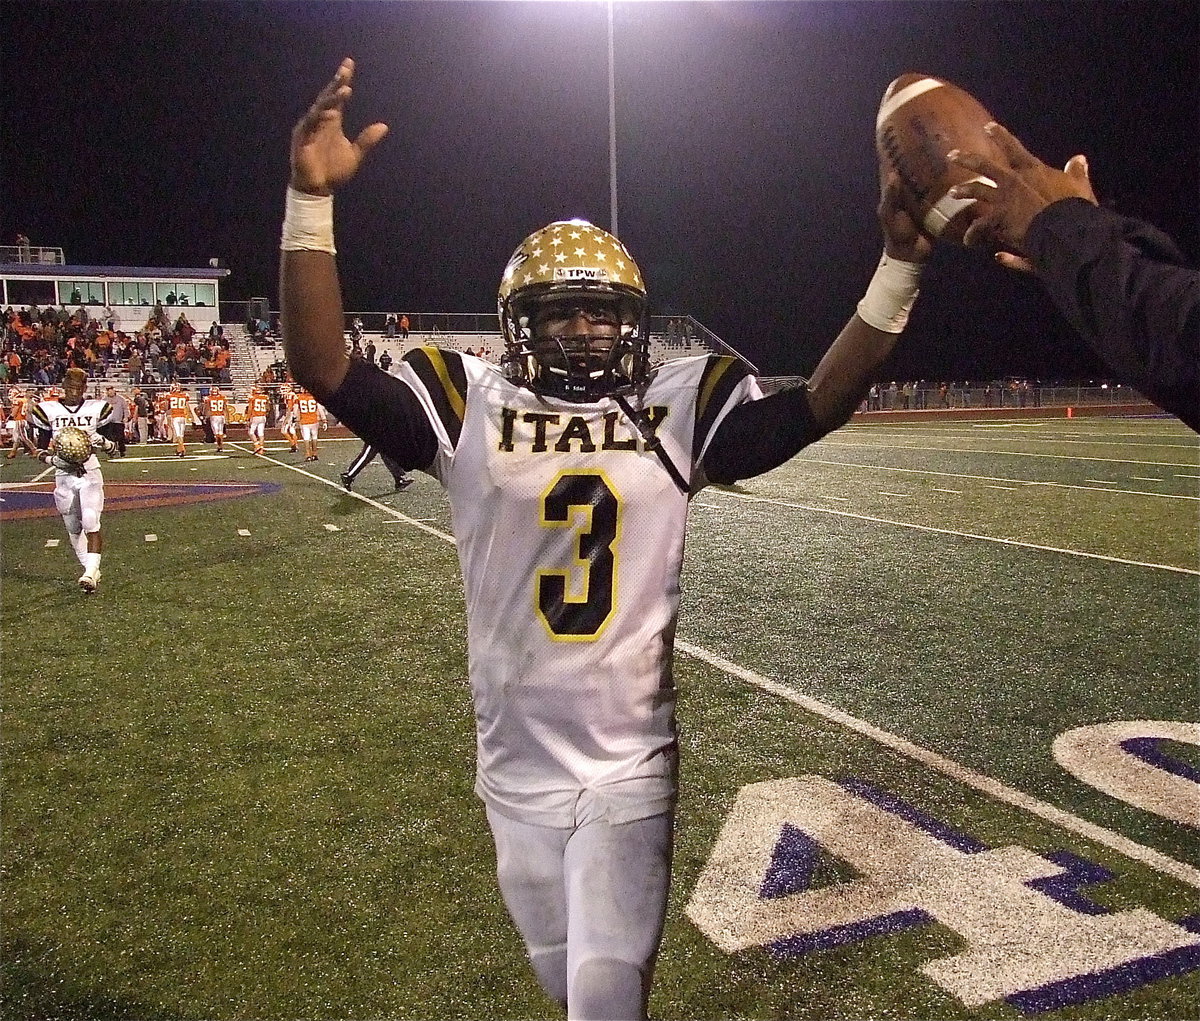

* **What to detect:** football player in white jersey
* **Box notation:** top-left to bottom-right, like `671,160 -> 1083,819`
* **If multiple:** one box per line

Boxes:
25,367 -> 118,593
279,60 -> 931,1020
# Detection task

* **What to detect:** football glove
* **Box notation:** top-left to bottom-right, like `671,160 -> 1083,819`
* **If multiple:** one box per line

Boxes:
41,451 -> 85,476
90,433 -> 118,455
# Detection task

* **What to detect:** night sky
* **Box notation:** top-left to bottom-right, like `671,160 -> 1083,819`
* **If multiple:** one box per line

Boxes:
5,0 -> 1196,381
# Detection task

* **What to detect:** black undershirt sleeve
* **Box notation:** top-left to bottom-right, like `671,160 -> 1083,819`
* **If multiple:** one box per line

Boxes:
1025,199 -> 1199,432
701,385 -> 825,485
322,358 -> 439,472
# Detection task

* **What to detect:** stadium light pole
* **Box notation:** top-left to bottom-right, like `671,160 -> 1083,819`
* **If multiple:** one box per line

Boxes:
607,0 -> 619,239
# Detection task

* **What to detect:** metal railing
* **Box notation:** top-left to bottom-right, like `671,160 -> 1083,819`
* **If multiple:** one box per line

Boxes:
1,245 -> 65,266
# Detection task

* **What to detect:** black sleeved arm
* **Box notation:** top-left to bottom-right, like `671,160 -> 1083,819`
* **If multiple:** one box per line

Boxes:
1025,198 -> 1199,432
322,358 -> 439,471
701,385 -> 825,485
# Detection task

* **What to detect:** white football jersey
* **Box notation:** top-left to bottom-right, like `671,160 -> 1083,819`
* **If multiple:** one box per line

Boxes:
397,349 -> 762,825
28,397 -> 113,472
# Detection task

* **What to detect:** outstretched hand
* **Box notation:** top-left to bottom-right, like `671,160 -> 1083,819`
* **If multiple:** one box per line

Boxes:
290,58 -> 389,196
946,122 -> 1096,271
878,169 -> 932,265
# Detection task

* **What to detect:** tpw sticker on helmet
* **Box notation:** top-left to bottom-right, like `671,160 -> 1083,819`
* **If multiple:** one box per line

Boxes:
554,267 -> 610,282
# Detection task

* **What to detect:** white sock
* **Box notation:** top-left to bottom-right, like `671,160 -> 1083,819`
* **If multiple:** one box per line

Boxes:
69,532 -> 88,565
84,551 -> 101,575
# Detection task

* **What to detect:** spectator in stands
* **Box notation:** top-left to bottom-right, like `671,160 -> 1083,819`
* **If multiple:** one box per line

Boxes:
948,123 -> 1198,433
16,233 -> 31,262
399,313 -> 409,339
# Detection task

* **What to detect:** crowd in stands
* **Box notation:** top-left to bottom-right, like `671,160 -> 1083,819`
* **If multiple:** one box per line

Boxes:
863,379 -> 1047,411
2,301 -> 233,390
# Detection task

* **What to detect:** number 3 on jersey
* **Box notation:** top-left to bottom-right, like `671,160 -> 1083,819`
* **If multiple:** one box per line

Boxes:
536,470 -> 622,641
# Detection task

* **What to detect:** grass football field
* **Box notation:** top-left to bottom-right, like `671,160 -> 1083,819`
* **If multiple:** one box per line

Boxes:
2,415 -> 1198,1020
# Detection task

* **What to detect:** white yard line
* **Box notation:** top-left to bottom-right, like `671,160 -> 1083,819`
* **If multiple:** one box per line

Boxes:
675,639 -> 1200,891
714,489 -> 1199,575
796,457 -> 1200,501
818,440 -> 1199,468
238,441 -> 456,544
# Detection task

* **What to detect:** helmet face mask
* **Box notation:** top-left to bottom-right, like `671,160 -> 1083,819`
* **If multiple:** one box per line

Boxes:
498,219 -> 649,402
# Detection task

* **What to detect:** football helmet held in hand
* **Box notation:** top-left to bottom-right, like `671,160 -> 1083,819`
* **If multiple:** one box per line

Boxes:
497,219 -> 649,401
54,426 -> 93,465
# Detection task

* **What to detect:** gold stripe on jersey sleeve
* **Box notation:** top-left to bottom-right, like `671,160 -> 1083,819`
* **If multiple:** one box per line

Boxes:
693,355 -> 750,459
28,404 -> 51,430
404,347 -> 468,446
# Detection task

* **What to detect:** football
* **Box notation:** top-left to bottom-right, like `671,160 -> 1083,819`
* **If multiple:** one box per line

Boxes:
875,73 -> 1001,243
54,426 -> 93,464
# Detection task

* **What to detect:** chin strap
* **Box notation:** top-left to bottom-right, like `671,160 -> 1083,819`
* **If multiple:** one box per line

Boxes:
613,394 -> 690,496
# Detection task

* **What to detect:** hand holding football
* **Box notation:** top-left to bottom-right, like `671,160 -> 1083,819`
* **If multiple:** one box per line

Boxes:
876,73 -> 1004,244
53,426 -> 93,465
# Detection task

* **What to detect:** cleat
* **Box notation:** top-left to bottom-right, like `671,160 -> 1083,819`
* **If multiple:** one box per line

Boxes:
340,472 -> 353,491
395,477 -> 413,492
290,445 -> 298,452
78,569 -> 100,594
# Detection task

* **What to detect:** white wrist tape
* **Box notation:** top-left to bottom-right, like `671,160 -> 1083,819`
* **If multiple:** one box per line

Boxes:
856,252 -> 922,333
280,187 -> 336,255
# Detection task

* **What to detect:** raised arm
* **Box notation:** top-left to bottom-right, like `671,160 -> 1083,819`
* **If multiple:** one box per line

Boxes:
279,58 -> 388,403
804,171 -> 932,431
702,173 -> 931,484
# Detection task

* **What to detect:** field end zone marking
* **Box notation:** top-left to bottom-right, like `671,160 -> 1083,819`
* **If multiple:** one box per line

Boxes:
674,638 -> 1200,891
716,490 -> 1199,576
269,447 -> 1200,891
798,457 -> 1200,501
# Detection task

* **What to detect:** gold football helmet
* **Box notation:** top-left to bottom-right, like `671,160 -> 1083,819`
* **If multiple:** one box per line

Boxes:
497,219 -> 649,401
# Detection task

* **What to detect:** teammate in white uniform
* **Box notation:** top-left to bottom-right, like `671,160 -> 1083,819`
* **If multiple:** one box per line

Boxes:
25,367 -> 117,593
280,59 -> 931,1020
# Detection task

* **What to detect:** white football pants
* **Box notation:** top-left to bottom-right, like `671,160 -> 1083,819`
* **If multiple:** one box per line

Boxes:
486,803 -> 673,1021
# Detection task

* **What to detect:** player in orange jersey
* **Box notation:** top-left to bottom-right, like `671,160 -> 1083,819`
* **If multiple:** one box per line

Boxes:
293,386 -> 327,462
6,387 -> 29,458
202,385 -> 229,452
167,381 -> 193,457
278,383 -> 300,452
244,384 -> 271,455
